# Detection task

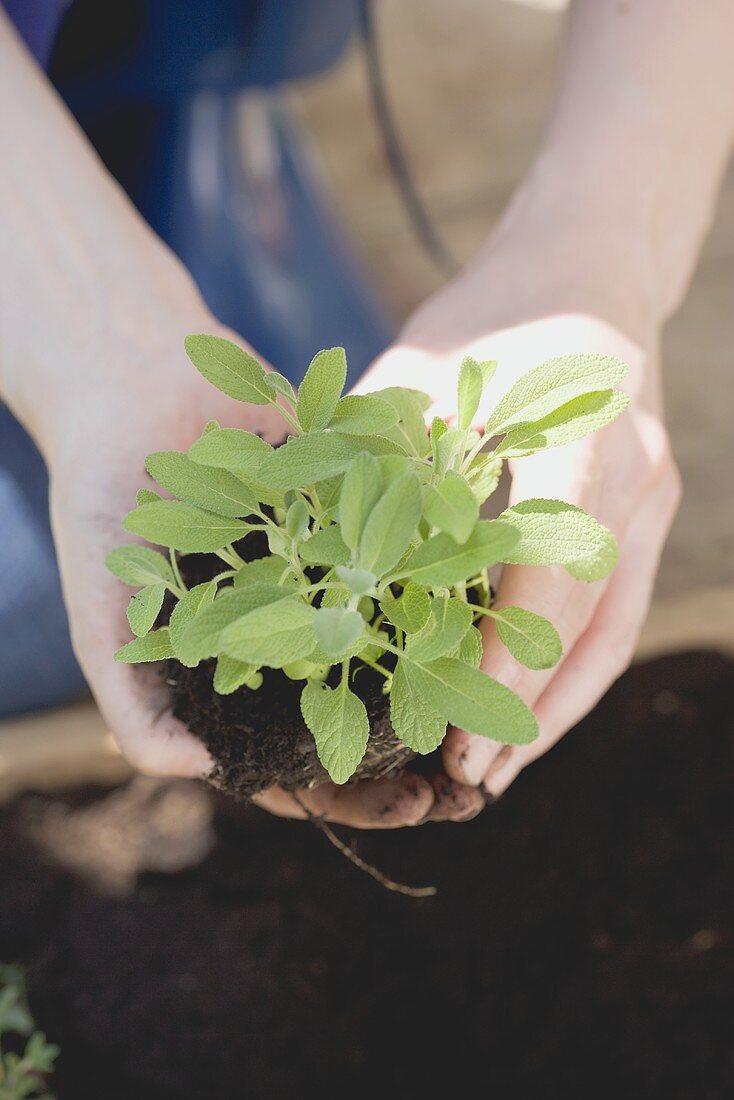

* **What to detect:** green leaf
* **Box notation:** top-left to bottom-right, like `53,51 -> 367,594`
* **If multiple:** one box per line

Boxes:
406,596 -> 473,662
136,488 -> 161,505
105,545 -> 174,587
320,585 -> 351,608
115,628 -> 174,664
358,471 -> 422,574
495,390 -> 629,458
423,470 -> 479,544
296,347 -> 347,431
451,623 -> 483,668
233,556 -> 294,587
258,431 -> 366,489
499,499 -> 619,581
477,359 -> 498,387
177,583 -> 288,665
213,654 -> 259,694
485,354 -> 628,435
188,427 -> 273,472
380,581 -> 431,634
375,387 -> 430,457
146,451 -> 258,517
492,606 -> 563,670
329,394 -> 399,435
126,583 -> 165,638
301,677 -> 370,784
184,334 -> 274,404
390,659 -> 447,754
434,426 -> 465,479
457,356 -> 483,430
403,519 -> 520,587
335,565 -> 377,596
264,371 -> 297,405
465,453 -> 502,505
299,525 -> 350,566
123,500 -> 249,552
406,657 -> 538,744
430,416 -> 448,463
285,497 -> 310,540
221,596 -> 317,667
313,606 -> 365,658
169,581 -> 218,665
339,451 -> 382,552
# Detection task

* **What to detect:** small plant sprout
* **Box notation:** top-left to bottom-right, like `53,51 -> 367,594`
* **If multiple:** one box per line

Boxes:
107,337 -> 628,785
0,964 -> 58,1099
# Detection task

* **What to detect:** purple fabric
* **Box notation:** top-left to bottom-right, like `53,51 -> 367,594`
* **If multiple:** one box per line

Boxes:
2,0 -> 66,65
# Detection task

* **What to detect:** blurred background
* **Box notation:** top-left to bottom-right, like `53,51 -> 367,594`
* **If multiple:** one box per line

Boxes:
0,2 -> 732,1097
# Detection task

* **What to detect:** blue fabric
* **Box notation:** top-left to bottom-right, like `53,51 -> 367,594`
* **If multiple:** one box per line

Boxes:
0,5 -> 393,717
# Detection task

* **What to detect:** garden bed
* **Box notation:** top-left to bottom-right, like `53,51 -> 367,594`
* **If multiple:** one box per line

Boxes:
0,651 -> 731,1099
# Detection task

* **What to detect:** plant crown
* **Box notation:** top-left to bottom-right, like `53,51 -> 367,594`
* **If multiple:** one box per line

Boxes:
108,337 -> 628,783
0,964 -> 58,1099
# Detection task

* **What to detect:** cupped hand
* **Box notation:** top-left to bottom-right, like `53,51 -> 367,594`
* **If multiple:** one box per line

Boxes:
354,256 -> 681,814
46,316 -> 445,828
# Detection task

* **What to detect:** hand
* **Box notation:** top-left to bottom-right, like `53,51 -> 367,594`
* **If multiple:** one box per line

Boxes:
45,312 -> 451,828
354,236 -> 681,813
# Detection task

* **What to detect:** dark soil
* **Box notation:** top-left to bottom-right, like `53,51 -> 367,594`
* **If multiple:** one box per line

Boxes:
0,651 -> 732,1099
171,661 -> 412,798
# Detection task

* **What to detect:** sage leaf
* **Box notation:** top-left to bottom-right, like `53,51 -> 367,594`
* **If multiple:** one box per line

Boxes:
105,545 -> 174,587
213,654 -> 259,694
188,427 -> 273,472
177,583 -> 288,665
403,519 -> 520,587
169,581 -> 218,665
457,356 -> 483,430
499,499 -> 618,581
495,390 -> 629,458
136,489 -> 161,505
485,354 -> 628,435
358,471 -> 422,574
301,677 -> 369,784
184,334 -> 274,404
375,387 -> 430,457
115,628 -> 174,664
299,525 -> 350,567
146,451 -> 258,517
379,581 -> 431,634
451,623 -> 484,668
390,659 -> 447,754
406,597 -> 473,662
221,597 -> 317,667
233,556 -> 294,588
423,471 -> 478,544
335,566 -> 377,596
313,606 -> 365,658
339,451 -> 382,552
329,394 -> 399,435
407,657 -> 538,744
465,453 -> 502,505
126,583 -> 165,638
259,431 -> 366,489
492,606 -> 562,670
296,347 -> 347,432
123,501 -> 249,552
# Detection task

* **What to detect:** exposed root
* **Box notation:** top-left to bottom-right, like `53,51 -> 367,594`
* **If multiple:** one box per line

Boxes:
291,793 -> 437,899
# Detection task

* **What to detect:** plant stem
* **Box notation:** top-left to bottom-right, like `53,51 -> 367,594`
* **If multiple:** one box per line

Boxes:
169,549 -> 187,595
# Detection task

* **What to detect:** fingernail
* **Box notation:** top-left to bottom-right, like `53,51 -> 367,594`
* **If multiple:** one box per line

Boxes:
460,742 -> 494,786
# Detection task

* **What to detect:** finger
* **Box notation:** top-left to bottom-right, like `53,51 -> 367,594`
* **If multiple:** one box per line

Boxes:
424,773 -> 486,822
442,561 -> 608,786
482,465 -> 681,797
252,772 -> 435,829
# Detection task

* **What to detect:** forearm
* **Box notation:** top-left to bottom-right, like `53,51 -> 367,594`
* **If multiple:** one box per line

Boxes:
0,11 -> 205,454
487,0 -> 734,327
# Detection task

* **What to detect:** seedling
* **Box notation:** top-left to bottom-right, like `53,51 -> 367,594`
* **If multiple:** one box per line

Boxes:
108,338 -> 628,784
0,964 -> 58,1100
